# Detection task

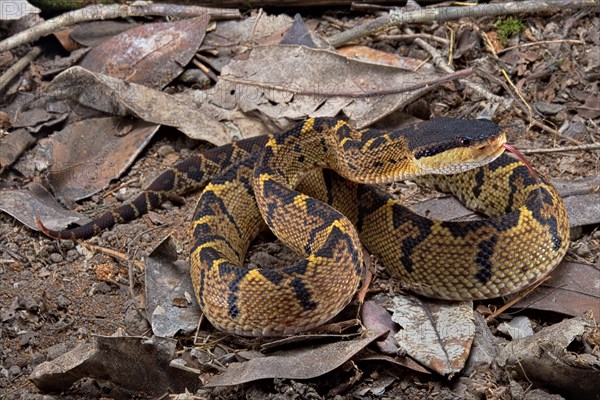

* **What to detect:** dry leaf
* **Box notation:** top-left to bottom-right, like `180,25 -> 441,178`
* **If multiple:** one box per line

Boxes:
497,313 -> 600,399
145,236 -> 201,338
204,328 -> 388,387
30,336 -> 200,396
80,16 -> 209,89
44,67 -> 231,144
389,296 -> 474,376
512,261 -> 600,317
212,45 -> 441,129
0,183 -> 89,232
39,117 -> 159,203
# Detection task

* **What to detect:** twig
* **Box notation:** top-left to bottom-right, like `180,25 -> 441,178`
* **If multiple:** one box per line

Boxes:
327,0 -> 599,48
520,142 -> 600,154
485,275 -> 551,322
0,46 -> 42,93
0,3 -> 240,53
80,242 -> 145,271
220,67 -> 474,98
497,39 -> 585,54
481,31 -> 533,117
192,58 -> 219,83
404,26 -> 505,104
375,33 -> 449,45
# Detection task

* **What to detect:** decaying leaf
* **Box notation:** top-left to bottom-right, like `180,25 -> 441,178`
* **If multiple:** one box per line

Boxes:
338,45 -> 436,72
0,183 -> 89,232
43,66 -> 231,145
389,296 -> 475,376
497,316 -> 534,340
0,128 -> 34,173
511,261 -> 600,317
212,45 -> 443,129
80,16 -> 210,89
30,335 -> 200,397
38,116 -> 159,204
360,300 -> 400,355
497,313 -> 600,399
204,328 -> 388,387
145,236 -> 201,338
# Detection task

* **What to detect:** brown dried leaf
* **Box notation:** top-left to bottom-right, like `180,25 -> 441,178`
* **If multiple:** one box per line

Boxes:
30,336 -> 200,396
360,300 -> 400,355
389,296 -> 474,377
0,128 -> 34,173
80,16 -> 209,89
0,183 -> 88,232
39,116 -> 159,203
145,236 -> 201,338
70,21 -> 138,47
204,328 -> 388,387
577,95 -> 600,119
213,45 -> 441,129
338,45 -> 435,72
497,313 -> 600,399
44,67 -> 230,144
511,261 -> 600,317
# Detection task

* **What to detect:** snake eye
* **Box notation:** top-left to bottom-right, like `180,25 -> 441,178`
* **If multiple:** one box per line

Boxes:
460,138 -> 472,146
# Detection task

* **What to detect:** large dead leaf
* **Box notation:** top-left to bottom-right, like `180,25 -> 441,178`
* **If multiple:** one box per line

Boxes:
30,335 -> 200,397
145,236 -> 201,338
204,328 -> 388,387
512,261 -> 600,317
38,116 -> 159,203
0,183 -> 89,232
44,66 -> 231,145
80,16 -> 209,89
212,45 -> 447,129
389,296 -> 475,377
497,313 -> 600,399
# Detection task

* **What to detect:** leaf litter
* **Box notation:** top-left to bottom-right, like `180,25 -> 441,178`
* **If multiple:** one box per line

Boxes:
1,2 -> 599,399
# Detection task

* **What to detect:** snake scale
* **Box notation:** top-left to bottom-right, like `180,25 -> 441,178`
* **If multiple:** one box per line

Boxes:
38,117 -> 569,337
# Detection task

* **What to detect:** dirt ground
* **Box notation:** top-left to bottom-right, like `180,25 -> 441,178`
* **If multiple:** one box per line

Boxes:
1,3 -> 599,400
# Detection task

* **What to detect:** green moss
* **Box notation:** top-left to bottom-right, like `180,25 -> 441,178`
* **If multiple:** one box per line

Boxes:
494,17 -> 526,44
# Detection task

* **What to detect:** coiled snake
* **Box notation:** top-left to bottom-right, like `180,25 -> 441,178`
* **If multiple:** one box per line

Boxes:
37,118 -> 569,337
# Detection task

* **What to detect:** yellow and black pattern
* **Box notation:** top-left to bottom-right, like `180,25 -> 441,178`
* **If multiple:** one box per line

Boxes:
38,117 -> 569,337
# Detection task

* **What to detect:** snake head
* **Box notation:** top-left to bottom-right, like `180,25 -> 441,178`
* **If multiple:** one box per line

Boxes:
410,118 -> 507,175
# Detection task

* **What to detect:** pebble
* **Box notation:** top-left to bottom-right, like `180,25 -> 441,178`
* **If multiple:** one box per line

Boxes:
66,249 -> 79,262
575,242 -> 591,257
8,365 -> 21,375
46,342 -> 71,361
157,144 -> 175,157
55,294 -> 71,308
48,253 -> 64,263
60,240 -> 75,250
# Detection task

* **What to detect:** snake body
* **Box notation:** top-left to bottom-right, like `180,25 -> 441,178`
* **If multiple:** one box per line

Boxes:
38,117 -> 569,337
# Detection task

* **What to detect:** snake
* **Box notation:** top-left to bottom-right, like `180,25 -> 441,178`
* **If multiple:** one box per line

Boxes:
37,117 -> 570,337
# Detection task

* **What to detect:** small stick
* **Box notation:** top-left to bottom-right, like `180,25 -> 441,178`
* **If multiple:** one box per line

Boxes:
192,58 -> 219,83
403,26 -> 505,104
375,33 -> 449,45
485,275 -> 551,322
520,142 -> 600,154
0,3 -> 240,52
497,39 -> 585,54
80,242 -> 145,272
327,0 -> 599,48
0,46 -> 42,93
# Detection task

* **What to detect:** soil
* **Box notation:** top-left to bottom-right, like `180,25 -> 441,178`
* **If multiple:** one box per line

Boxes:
1,4 -> 599,400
